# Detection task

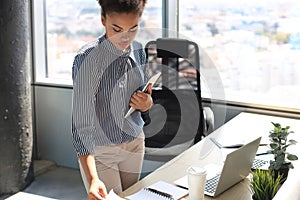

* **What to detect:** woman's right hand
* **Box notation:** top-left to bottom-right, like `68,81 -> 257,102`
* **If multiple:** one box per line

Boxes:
88,179 -> 107,200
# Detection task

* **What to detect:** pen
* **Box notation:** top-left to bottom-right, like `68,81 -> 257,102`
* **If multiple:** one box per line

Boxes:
210,138 -> 223,149
210,138 -> 244,149
256,152 -> 270,156
147,187 -> 175,200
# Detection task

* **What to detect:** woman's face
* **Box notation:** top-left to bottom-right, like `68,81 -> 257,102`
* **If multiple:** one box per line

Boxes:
101,12 -> 141,51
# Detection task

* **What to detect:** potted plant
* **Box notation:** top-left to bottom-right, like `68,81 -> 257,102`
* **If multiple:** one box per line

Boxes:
247,169 -> 282,200
268,122 -> 298,180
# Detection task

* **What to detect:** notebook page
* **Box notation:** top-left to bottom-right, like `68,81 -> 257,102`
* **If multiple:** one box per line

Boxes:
126,181 -> 188,200
126,188 -> 170,200
149,181 -> 188,199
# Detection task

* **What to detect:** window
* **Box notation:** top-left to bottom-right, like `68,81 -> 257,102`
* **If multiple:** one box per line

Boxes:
45,0 -> 102,81
179,0 -> 300,111
33,0 -> 162,83
33,0 -> 300,112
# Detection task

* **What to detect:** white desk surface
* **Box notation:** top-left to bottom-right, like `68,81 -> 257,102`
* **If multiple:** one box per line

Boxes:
120,112 -> 300,200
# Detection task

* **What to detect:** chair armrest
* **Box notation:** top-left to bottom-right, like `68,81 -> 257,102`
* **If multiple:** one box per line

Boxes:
203,107 -> 214,136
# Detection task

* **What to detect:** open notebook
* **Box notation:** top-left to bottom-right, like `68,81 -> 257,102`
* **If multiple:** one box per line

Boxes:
126,181 -> 188,200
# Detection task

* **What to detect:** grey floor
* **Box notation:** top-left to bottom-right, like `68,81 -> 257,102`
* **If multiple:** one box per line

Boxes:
5,167 -> 86,200
3,159 -> 164,200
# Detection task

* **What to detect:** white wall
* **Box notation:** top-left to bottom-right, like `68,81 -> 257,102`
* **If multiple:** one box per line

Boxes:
34,86 -> 78,168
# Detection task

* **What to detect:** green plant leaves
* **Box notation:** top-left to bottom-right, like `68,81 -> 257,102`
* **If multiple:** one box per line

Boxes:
287,154 -> 298,161
268,122 -> 298,171
269,143 -> 279,149
248,169 -> 282,200
288,139 -> 297,145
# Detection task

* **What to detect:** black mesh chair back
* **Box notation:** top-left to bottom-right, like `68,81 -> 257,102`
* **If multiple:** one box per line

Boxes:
143,38 -> 205,160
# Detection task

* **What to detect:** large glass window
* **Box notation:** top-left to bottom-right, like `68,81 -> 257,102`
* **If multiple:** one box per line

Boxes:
33,0 -> 300,111
43,0 -> 162,81
179,0 -> 300,110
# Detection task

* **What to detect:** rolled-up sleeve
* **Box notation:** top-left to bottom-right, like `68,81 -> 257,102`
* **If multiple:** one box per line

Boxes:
72,52 -> 98,157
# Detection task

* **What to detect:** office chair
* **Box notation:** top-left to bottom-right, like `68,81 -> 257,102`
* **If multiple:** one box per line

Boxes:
143,38 -> 214,162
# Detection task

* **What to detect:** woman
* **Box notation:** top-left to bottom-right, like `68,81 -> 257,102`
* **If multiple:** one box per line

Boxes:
71,0 -> 151,199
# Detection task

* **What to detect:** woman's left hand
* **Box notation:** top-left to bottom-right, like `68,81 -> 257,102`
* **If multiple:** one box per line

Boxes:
129,84 -> 153,112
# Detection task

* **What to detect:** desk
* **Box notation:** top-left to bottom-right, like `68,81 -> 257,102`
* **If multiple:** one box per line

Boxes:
120,112 -> 300,200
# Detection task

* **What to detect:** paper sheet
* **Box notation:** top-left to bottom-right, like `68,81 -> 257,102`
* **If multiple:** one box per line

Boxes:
106,190 -> 126,200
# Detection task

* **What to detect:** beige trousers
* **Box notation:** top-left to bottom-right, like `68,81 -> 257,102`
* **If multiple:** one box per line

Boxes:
79,133 -> 145,194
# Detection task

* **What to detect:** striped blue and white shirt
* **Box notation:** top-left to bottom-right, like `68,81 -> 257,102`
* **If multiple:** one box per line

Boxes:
72,35 -> 148,157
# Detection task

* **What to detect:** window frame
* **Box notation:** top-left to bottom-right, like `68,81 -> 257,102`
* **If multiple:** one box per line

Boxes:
32,0 -> 46,84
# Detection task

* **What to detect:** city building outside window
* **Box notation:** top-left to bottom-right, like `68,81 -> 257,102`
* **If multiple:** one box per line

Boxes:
43,0 -> 162,81
179,0 -> 300,111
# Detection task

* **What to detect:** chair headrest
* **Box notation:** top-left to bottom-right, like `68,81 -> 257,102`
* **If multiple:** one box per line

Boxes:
156,38 -> 190,58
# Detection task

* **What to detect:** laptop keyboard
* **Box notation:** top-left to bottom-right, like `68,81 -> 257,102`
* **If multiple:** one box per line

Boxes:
205,174 -> 221,194
251,159 -> 268,169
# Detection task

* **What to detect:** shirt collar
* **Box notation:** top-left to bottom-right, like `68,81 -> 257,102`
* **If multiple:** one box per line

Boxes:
98,35 -> 133,58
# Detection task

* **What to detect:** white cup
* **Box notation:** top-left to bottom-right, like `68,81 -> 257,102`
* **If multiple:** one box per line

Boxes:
187,166 -> 207,200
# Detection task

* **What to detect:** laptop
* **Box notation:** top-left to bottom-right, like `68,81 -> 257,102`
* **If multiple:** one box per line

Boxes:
174,137 -> 261,197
